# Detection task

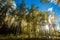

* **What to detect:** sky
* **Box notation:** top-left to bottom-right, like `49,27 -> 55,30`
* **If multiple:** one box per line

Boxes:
14,0 -> 60,22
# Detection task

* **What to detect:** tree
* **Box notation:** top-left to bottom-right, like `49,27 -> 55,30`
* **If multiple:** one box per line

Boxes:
0,0 -> 16,35
40,0 -> 49,3
40,0 -> 60,5
16,0 -> 27,35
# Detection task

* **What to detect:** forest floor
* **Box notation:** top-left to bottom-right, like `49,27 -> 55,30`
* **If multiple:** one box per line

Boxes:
0,34 -> 60,40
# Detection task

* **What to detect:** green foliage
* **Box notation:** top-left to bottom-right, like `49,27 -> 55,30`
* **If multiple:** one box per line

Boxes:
0,0 -> 59,38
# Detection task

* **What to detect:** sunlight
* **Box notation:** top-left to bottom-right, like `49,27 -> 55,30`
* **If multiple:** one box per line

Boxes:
45,24 -> 49,30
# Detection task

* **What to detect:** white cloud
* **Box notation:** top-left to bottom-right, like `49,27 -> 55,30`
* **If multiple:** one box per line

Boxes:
48,0 -> 54,3
50,0 -> 54,3
12,1 -> 17,10
56,25 -> 60,32
56,15 -> 60,32
49,0 -> 58,5
56,15 -> 60,22
48,7 -> 53,12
